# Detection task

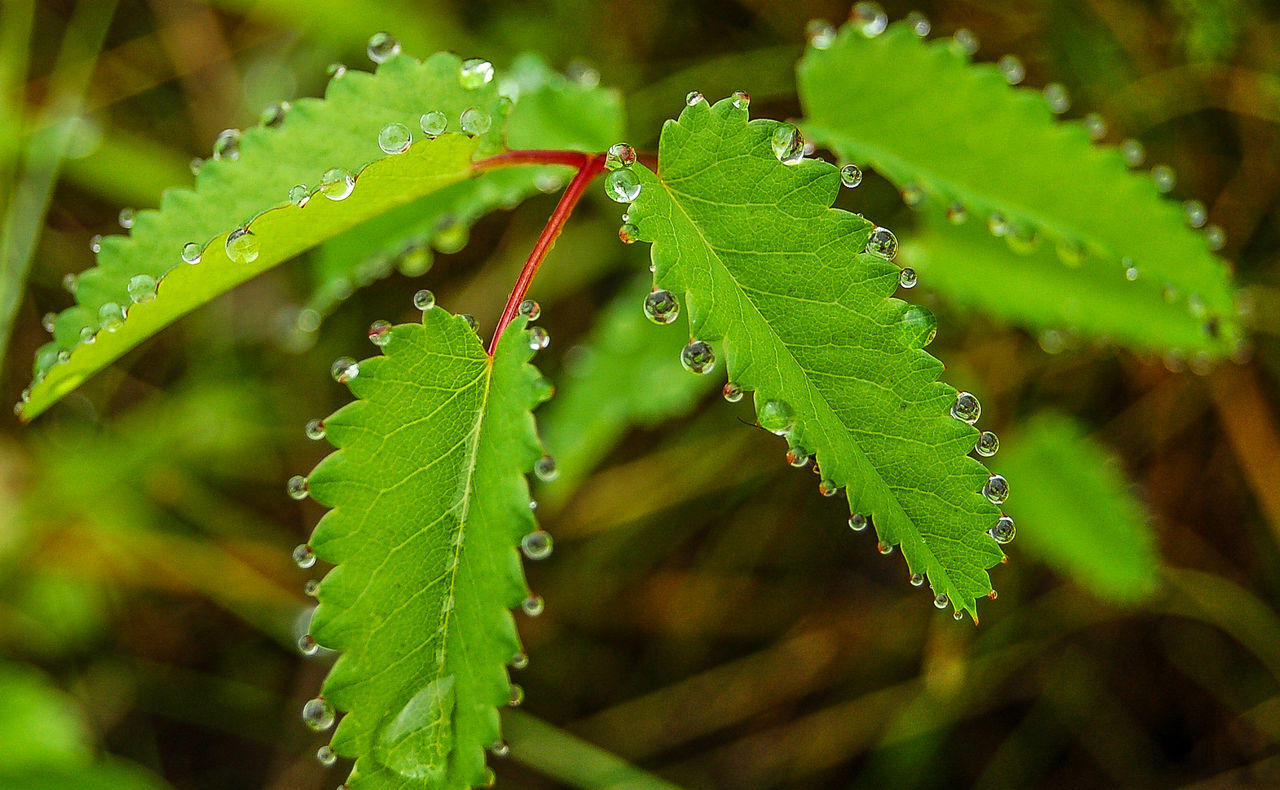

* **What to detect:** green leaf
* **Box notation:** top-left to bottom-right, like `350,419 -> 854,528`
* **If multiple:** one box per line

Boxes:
306,308 -> 548,788
302,54 -> 625,323
21,52 -> 514,421
999,414 -> 1159,603
798,22 -> 1242,359
624,96 -> 1003,617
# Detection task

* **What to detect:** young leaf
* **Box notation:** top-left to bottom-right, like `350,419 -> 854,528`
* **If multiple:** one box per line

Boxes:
798,22 -> 1242,359
622,96 -> 1003,617
999,414 -> 1159,603
305,308 -> 547,788
23,52 -> 511,421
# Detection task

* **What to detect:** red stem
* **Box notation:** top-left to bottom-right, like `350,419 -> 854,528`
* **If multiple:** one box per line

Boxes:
485,152 -> 608,355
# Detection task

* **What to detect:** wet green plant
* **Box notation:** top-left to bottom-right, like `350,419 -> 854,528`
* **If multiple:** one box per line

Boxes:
14,13 -> 1242,789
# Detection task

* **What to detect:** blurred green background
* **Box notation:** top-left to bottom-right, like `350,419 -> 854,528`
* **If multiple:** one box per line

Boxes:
2,0 -> 1280,787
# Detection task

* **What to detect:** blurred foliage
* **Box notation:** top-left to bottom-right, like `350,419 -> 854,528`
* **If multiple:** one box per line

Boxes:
2,0 -> 1280,788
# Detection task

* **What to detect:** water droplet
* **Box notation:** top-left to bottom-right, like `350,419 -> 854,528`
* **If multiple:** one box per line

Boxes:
1125,260 -> 1140,281
460,107 -> 491,136
770,123 -> 805,165
1151,164 -> 1176,193
983,474 -> 1009,504
317,746 -> 337,767
528,326 -> 550,352
839,164 -> 862,188
680,340 -> 715,374
987,212 -> 1008,237
865,226 -> 898,260
89,234 -> 102,254
806,19 -> 837,49
643,289 -> 679,324
849,513 -> 868,532
460,58 -> 495,89
951,391 -> 981,424
990,515 -> 1015,544
366,31 -> 400,63
368,319 -> 392,346
901,305 -> 936,347
292,543 -> 317,569
759,399 -> 795,435
1206,224 -> 1226,251
298,634 -> 319,656
899,268 -> 918,289
933,594 -> 950,609
818,479 -> 838,497
878,542 -> 894,555
287,475 -> 310,500
461,314 -> 479,333
507,683 -> 525,707
731,89 -> 751,110
685,90 -> 705,107
1084,113 -> 1108,140
213,129 -> 241,160
126,274 -> 156,304
946,202 -> 968,224
182,242 -> 202,264
223,226 -> 260,264
285,184 -> 310,208
906,11 -> 931,36
1183,199 -> 1207,228
320,168 -> 355,201
1121,139 -> 1145,167
910,572 -> 925,587
605,168 -> 642,202
1043,83 -> 1071,113
405,292 -> 435,316
606,143 -> 636,170
41,312 -> 55,333
510,652 -> 529,670
331,357 -> 359,383
118,207 -> 136,229
1056,238 -> 1086,267
522,595 -> 544,617
326,63 -> 347,81
850,2 -> 888,36
98,302 -> 124,332
521,530 -> 553,560
618,223 -> 639,244
259,101 -> 289,128
378,122 -> 412,155
79,326 -> 95,344
953,609 -> 965,621
302,697 -> 335,731
975,431 -> 999,457
722,382 -> 743,402
953,28 -> 979,55
419,110 -> 448,138
189,157 -> 203,175
997,54 -> 1024,85
518,299 -> 541,321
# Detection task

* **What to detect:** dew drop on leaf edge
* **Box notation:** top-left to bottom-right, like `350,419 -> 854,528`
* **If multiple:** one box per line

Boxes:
366,31 -> 400,63
460,58 -> 495,90
225,227 -> 259,263
771,123 -> 805,165
991,515 -> 1016,544
420,110 -> 448,138
680,340 -> 715,374
521,530 -> 553,560
413,290 -> 436,310
320,168 -> 355,201
378,122 -> 412,154
722,382 -> 743,402
605,168 -> 642,203
951,391 -> 981,424
331,357 -> 359,383
840,163 -> 862,188
758,399 -> 795,436
643,289 -> 679,324
302,697 -> 335,731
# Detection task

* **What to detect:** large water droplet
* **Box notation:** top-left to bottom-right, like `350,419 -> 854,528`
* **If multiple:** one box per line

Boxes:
368,320 -> 392,346
331,357 -> 359,383
182,242 -> 202,264
951,392 -> 980,424
975,431 -> 999,457
316,746 -> 337,767
840,164 -> 862,188
366,31 -> 400,63
605,143 -> 636,170
685,90 -> 705,107
818,479 -> 838,497
1043,83 -> 1071,113
127,274 -> 157,304
758,399 -> 795,436
305,419 -> 325,441
522,595 -> 544,617
850,2 -> 888,36
302,697 -> 336,731
983,474 -> 1009,505
528,326 -> 550,351
413,289 -> 435,311
98,302 -> 124,332
722,382 -> 743,403
460,107 -> 491,136
806,19 -> 837,50
901,305 -> 936,347
771,124 -> 805,165
534,455 -> 558,481
990,515 -> 1015,544
460,58 -> 495,89
618,223 -> 639,244
288,184 -> 310,207
378,122 -> 412,154
731,90 -> 751,110
320,168 -> 355,201
997,55 -> 1025,84
287,475 -> 309,500
298,634 -> 319,656
643,289 -> 679,324
213,129 -> 241,160
419,110 -> 448,138
865,227 -> 898,260
849,513 -> 868,532
521,530 -> 553,560
680,340 -> 715,374
933,593 -> 950,609
293,543 -> 316,568
605,169 -> 642,202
